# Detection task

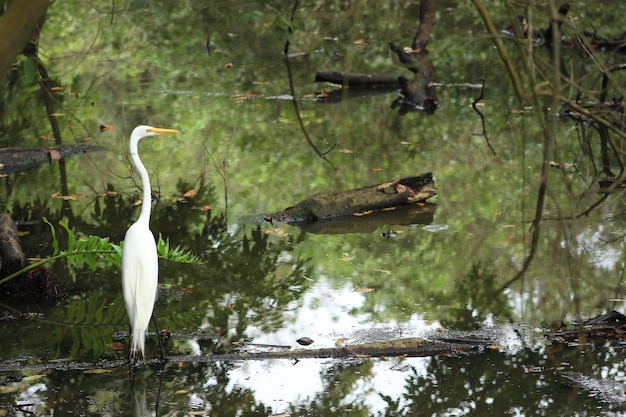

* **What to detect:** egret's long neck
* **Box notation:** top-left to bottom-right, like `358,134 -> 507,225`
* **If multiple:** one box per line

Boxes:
130,140 -> 152,224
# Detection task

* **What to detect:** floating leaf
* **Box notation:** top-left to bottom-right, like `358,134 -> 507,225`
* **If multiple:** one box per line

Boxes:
22,374 -> 45,382
263,228 -> 289,237
51,192 -> 87,201
49,149 -> 62,162
82,369 -> 112,374
183,189 -> 197,198
354,287 -> 374,293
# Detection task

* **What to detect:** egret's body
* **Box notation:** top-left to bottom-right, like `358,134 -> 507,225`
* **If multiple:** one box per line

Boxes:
122,125 -> 178,360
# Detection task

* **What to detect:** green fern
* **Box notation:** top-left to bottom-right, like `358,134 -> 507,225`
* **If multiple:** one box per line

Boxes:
64,293 -> 128,357
157,234 -> 202,264
0,218 -> 201,286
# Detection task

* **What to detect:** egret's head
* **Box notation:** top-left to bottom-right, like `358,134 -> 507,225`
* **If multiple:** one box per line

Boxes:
131,125 -> 179,141
130,125 -> 179,148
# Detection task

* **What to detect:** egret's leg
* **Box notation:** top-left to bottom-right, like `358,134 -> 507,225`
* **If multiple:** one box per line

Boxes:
127,324 -> 137,380
126,324 -> 132,362
151,313 -> 165,360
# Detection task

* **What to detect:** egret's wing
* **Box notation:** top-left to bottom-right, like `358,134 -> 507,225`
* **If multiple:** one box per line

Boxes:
121,222 -> 158,357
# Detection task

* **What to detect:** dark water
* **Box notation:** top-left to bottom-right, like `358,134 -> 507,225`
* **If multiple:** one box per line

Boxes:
1,1 -> 626,415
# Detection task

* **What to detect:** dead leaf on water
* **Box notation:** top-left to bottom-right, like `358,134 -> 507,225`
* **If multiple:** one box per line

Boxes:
48,149 -> 62,162
199,204 -> 212,211
51,192 -> 87,200
354,287 -> 374,293
183,189 -> 197,198
373,268 -> 392,275
0,384 -> 18,394
82,369 -> 113,374
369,167 -> 383,172
99,124 -> 116,132
335,338 -> 345,346
22,374 -> 45,382
339,254 -> 354,261
262,228 -> 289,237
234,93 -> 257,103
339,148 -> 353,153
487,345 -> 506,350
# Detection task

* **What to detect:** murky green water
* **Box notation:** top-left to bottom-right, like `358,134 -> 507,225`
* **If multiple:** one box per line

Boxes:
1,1 -> 626,415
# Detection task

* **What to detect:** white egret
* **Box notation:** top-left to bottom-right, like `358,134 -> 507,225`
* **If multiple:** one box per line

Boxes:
122,125 -> 179,361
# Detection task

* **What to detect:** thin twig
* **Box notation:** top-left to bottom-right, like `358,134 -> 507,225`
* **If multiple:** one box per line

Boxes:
471,78 -> 496,155
283,0 -> 336,167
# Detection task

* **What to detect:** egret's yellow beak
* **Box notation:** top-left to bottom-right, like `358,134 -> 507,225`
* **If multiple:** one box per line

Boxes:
147,127 -> 179,134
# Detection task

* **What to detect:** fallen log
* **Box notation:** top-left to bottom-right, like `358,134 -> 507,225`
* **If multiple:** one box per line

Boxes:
0,336 -> 486,373
0,144 -> 100,174
249,173 -> 436,224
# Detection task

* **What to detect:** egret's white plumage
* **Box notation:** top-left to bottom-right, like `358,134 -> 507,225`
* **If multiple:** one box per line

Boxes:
122,125 -> 178,360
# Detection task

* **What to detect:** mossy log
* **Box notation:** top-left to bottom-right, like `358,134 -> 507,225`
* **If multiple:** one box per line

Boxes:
0,144 -> 100,174
259,173 -> 436,224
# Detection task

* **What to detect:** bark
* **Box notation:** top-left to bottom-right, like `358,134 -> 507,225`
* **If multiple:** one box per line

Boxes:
0,214 -> 57,300
0,145 -> 100,174
0,214 -> 25,274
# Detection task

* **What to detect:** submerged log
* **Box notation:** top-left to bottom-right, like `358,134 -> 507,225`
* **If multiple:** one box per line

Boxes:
257,173 -> 436,224
315,70 -> 400,88
0,144 -> 100,174
296,202 -> 437,234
